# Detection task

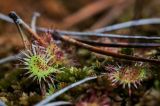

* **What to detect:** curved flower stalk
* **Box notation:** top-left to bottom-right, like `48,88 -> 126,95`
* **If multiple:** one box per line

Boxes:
106,63 -> 148,95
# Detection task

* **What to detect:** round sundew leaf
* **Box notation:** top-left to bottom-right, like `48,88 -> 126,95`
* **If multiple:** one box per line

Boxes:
27,55 -> 56,80
108,66 -> 148,89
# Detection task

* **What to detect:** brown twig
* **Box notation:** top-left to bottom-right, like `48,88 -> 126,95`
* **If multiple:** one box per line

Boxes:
8,11 -> 47,47
76,38 -> 160,48
52,31 -> 160,63
38,28 -> 160,40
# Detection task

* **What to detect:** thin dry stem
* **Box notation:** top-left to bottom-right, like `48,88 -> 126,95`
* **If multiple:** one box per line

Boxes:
94,18 -> 160,33
76,38 -> 160,48
31,12 -> 40,32
8,11 -> 47,47
35,76 -> 97,106
52,31 -> 160,63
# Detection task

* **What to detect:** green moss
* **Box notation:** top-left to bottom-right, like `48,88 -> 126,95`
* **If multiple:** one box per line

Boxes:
56,66 -> 95,83
0,69 -> 23,90
120,48 -> 134,55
